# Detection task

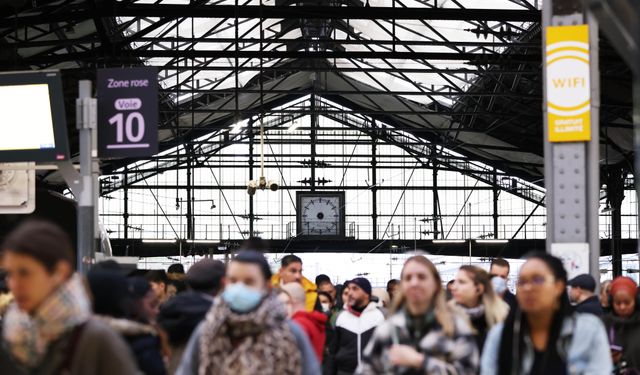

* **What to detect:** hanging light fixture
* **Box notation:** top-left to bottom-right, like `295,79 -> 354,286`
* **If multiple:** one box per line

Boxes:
247,116 -> 279,195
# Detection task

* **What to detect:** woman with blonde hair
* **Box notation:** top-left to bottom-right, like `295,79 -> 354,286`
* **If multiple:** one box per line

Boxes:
451,265 -> 509,352
357,255 -> 479,375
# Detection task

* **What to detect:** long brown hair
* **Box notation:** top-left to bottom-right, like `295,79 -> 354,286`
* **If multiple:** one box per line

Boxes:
392,255 -> 455,336
457,265 -> 508,328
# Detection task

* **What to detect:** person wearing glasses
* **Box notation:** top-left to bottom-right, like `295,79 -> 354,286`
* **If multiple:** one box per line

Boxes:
481,252 -> 612,375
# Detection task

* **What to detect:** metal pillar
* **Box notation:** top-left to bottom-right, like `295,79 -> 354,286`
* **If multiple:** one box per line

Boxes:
493,169 -> 499,238
605,166 -> 625,276
186,152 -> 193,240
310,93 -> 317,192
371,130 -> 378,239
58,80 -> 98,274
543,0 -> 600,281
585,0 -> 640,272
123,166 -> 129,240
248,119 -> 255,237
433,154 -> 439,239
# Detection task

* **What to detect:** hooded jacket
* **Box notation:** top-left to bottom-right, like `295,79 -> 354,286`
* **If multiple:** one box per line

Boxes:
602,311 -> 640,372
329,302 -> 385,375
272,274 -> 318,312
292,310 -> 328,362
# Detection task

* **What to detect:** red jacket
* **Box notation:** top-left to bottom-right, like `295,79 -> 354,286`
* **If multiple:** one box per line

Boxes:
292,310 -> 328,361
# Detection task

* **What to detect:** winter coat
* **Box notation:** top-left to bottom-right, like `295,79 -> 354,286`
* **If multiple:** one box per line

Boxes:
502,290 -> 518,312
603,311 -> 640,372
357,307 -> 479,375
176,320 -> 322,375
481,313 -> 613,375
157,291 -> 213,373
0,318 -> 139,375
293,310 -> 328,361
329,302 -> 386,375
574,296 -> 604,317
158,291 -> 213,346
98,316 -> 167,375
272,274 -> 319,312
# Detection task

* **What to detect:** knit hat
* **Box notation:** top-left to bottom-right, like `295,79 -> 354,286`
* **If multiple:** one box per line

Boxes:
348,277 -> 372,296
610,276 -> 638,298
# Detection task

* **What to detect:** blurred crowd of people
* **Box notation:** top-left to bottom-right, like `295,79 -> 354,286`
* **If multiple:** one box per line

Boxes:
0,219 -> 639,374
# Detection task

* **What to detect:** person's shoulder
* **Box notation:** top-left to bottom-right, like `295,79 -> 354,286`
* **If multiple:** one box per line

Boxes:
571,312 -> 607,336
76,319 -> 133,356
81,318 -> 120,341
574,312 -> 603,325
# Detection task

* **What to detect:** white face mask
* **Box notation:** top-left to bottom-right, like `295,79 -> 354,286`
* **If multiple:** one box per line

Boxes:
321,303 -> 331,312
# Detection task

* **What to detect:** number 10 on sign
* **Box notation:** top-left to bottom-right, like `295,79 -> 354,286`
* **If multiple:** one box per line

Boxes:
108,112 -> 147,148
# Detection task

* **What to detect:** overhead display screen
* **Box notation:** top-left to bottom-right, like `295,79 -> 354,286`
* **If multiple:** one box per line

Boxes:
0,71 -> 69,162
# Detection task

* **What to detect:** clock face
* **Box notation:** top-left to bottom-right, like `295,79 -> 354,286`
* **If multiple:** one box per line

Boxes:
297,193 -> 345,237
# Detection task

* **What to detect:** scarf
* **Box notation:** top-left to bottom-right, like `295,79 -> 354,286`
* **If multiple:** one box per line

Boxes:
457,304 -> 486,320
2,274 -> 91,368
198,291 -> 302,375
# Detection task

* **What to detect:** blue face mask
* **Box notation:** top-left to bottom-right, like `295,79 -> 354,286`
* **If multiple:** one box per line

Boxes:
222,283 -> 264,313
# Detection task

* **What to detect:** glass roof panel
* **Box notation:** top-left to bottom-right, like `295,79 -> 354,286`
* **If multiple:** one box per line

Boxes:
117,0 -> 538,106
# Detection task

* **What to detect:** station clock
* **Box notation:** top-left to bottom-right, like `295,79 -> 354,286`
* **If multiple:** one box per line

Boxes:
296,192 -> 346,238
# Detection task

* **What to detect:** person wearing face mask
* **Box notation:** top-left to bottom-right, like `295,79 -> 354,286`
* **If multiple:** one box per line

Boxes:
602,276 -> 640,374
328,277 -> 385,375
318,291 -> 335,314
0,219 -> 139,375
317,290 -> 338,375
357,255 -> 479,375
491,275 -> 508,298
481,252 -> 612,375
176,250 -> 321,375
281,282 -> 328,362
450,265 -> 509,353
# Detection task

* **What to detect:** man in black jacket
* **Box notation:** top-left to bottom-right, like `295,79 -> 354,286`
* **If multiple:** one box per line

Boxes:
568,273 -> 603,316
489,258 -> 518,311
328,278 -> 385,375
158,259 -> 226,373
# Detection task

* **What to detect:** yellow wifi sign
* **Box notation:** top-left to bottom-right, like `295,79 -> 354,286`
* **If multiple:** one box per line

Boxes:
546,25 -> 591,142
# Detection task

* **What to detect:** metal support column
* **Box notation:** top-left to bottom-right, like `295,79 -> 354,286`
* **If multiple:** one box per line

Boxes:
493,169 -> 499,238
432,149 -> 439,239
605,165 -> 625,276
371,130 -> 378,240
248,119 -> 255,237
186,150 -> 193,240
123,166 -> 129,240
544,0 -> 600,281
310,93 -> 317,192
58,80 -> 98,274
